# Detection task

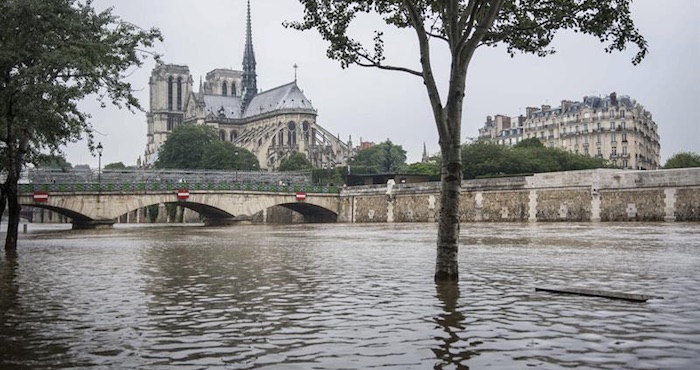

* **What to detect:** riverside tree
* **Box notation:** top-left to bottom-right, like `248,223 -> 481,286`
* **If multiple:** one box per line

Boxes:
287,0 -> 647,282
156,125 -> 259,170
349,140 -> 407,173
0,0 -> 161,250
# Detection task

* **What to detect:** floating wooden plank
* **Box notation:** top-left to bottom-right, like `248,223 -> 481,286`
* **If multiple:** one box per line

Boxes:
535,287 -> 662,302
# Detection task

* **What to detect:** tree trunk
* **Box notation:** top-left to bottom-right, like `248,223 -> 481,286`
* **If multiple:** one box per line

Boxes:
434,134 -> 463,282
0,184 -> 7,224
4,170 -> 20,251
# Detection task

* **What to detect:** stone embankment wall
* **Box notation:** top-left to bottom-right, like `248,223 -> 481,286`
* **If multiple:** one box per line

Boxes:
337,168 -> 700,223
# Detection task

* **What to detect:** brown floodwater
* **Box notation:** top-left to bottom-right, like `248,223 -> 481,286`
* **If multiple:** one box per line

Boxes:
0,222 -> 698,369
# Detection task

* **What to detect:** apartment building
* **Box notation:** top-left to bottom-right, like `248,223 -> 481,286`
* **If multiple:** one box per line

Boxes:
478,92 -> 661,170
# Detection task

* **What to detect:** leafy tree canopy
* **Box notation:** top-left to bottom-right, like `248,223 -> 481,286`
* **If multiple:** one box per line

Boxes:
663,152 -> 700,169
156,125 -> 217,169
462,140 -> 607,179
279,151 -> 313,171
36,154 -> 72,170
104,162 -> 127,170
157,125 -> 259,170
0,0 -> 161,249
349,140 -> 407,173
404,154 -> 442,179
200,141 -> 260,171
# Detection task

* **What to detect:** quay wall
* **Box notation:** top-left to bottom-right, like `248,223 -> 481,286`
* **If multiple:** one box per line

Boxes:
337,168 -> 700,223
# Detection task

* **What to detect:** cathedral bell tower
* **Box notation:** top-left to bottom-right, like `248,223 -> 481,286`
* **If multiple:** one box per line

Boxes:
241,0 -> 257,113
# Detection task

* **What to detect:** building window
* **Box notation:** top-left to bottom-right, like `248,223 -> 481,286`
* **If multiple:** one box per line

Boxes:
219,130 -> 226,141
167,76 -> 173,111
621,121 -> 626,130
222,82 -> 228,96
612,147 -> 617,155
230,131 -> 238,142
609,111 -> 614,118
288,121 -> 297,146
166,113 -> 181,131
232,83 -> 237,96
610,122 -> 615,130
597,134 -> 601,144
597,147 -> 602,156
177,77 -> 183,110
622,132 -> 627,142
612,134 -> 617,143
621,110 -> 626,118
622,146 -> 627,155
584,147 -> 589,155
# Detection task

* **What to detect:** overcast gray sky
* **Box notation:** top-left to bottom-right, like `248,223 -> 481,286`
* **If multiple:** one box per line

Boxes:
65,0 -> 700,168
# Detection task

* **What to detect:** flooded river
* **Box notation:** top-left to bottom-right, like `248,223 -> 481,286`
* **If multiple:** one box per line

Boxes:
0,223 -> 698,369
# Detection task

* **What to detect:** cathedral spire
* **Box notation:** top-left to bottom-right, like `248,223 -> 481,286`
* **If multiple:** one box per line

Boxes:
241,0 -> 257,112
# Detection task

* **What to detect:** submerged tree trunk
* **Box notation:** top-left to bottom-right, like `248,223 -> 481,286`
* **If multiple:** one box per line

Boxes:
4,173 -> 20,251
434,120 -> 463,282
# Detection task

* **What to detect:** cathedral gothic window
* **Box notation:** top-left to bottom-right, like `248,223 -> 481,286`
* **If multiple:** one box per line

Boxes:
222,82 -> 228,96
167,76 -> 173,111
231,83 -> 237,96
288,122 -> 297,146
177,77 -> 183,110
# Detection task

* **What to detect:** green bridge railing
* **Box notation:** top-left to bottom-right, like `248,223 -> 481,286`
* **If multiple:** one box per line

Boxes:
18,182 -> 341,194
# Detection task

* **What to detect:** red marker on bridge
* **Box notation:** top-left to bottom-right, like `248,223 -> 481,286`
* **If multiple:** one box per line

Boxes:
295,192 -> 307,201
33,191 -> 49,202
177,189 -> 190,200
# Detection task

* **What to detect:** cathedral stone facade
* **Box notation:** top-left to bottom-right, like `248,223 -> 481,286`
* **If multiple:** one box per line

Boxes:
144,1 -> 351,170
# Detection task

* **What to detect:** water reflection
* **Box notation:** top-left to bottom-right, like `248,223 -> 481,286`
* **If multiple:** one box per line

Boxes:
433,282 -> 473,369
0,223 -> 698,369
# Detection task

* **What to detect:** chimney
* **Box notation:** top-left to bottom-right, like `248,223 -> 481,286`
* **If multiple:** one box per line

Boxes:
526,107 -> 538,117
561,100 -> 571,112
541,104 -> 551,112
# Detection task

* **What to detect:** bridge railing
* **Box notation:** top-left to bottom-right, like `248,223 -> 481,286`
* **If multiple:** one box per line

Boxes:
18,181 -> 340,194
25,168 -> 313,185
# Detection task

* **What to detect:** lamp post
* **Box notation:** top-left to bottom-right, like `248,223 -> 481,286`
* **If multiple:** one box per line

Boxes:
234,150 -> 239,182
96,142 -> 103,200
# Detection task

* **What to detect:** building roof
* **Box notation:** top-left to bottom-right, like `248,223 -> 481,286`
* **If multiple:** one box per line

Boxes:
202,95 -> 243,119
243,81 -> 315,117
199,81 -> 315,120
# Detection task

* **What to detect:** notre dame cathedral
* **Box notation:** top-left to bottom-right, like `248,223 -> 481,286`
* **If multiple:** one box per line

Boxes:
143,1 -> 352,170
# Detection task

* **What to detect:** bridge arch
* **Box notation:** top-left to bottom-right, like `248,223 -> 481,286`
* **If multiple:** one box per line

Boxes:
19,188 -> 340,228
275,202 -> 337,223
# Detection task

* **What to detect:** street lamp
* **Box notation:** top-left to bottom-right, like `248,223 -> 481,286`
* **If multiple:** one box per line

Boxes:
96,142 -> 103,199
234,150 -> 239,182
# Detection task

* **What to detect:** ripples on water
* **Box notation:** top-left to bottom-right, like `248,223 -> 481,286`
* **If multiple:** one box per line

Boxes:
0,223 -> 698,369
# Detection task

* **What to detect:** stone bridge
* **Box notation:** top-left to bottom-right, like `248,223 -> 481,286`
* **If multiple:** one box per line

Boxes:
19,182 -> 340,229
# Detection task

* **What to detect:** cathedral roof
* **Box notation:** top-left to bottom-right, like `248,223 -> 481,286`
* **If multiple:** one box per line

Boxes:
202,95 -> 243,119
198,81 -> 315,120
242,81 -> 315,118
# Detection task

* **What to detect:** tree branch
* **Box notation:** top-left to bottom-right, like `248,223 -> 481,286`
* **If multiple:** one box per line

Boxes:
402,0 -> 446,138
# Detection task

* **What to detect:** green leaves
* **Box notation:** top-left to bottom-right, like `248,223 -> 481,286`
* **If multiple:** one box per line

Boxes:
278,151 -> 313,171
663,152 -> 700,169
0,0 -> 161,165
156,125 -> 260,171
349,139 -> 407,173
461,139 -> 607,179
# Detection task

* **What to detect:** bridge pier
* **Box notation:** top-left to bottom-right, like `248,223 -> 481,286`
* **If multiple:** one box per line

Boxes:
203,216 -> 252,227
72,219 -> 115,230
